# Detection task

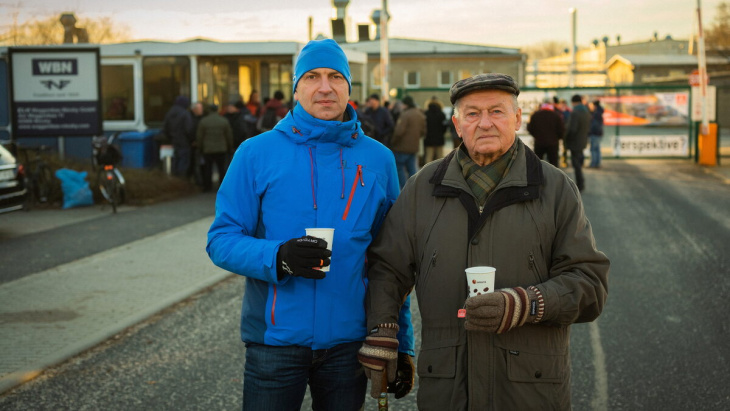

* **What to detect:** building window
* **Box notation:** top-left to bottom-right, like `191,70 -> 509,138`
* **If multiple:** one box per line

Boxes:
404,71 -> 420,88
458,70 -> 472,81
437,70 -> 453,88
143,57 -> 191,126
101,64 -> 135,121
261,62 -> 293,102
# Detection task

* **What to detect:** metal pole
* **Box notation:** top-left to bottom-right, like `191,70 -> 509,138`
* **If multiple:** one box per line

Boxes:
696,0 -> 709,135
380,0 -> 390,102
569,8 -> 577,88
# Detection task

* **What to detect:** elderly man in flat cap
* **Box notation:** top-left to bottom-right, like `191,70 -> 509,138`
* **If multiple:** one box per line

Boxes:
358,73 -> 610,410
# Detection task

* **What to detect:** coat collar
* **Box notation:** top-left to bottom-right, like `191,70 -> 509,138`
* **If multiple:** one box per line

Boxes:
275,103 -> 364,147
430,139 -> 543,198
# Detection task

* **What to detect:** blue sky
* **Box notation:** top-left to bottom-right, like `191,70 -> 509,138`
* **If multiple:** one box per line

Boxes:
1,0 -> 724,49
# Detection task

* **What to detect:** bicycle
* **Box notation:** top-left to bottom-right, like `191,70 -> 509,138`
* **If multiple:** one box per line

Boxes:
19,144 -> 58,210
92,133 -> 126,213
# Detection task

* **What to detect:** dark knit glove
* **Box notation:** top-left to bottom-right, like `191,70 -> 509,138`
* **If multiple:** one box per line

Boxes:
464,287 -> 542,333
358,323 -> 399,399
387,352 -> 415,399
276,236 -> 331,280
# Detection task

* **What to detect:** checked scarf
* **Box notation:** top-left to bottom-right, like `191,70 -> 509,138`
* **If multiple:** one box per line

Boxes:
456,142 -> 518,207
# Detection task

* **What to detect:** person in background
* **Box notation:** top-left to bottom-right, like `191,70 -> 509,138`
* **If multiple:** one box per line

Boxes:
162,95 -> 193,177
196,104 -> 233,192
390,95 -> 426,188
359,73 -> 609,409
362,93 -> 395,146
424,97 -> 447,164
564,94 -> 592,191
527,99 -> 565,167
588,100 -> 605,169
257,91 -> 289,133
189,101 -> 205,186
224,100 -> 252,149
205,39 -> 414,410
246,90 -> 261,117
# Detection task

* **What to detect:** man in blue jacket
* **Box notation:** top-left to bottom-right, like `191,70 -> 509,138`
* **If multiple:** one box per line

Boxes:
206,38 -> 414,410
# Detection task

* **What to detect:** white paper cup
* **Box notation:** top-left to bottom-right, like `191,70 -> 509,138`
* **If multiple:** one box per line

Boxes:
465,266 -> 496,297
305,228 -> 334,272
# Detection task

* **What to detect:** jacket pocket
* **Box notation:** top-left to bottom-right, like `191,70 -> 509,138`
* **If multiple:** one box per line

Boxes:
505,349 -> 568,384
528,251 -> 547,283
340,166 -> 379,236
415,249 -> 437,290
417,343 -> 457,379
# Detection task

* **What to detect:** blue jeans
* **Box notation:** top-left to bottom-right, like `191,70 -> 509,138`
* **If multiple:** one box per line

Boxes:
393,151 -> 417,189
589,135 -> 602,167
242,341 -> 366,411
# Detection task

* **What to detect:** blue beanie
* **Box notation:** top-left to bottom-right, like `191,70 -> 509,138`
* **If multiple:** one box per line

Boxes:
293,39 -> 351,94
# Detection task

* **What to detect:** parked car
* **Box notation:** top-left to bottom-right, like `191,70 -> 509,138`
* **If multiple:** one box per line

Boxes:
0,141 -> 27,214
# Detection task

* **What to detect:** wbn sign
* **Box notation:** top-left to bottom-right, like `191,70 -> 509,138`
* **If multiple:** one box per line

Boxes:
9,47 -> 101,138
32,59 -> 79,75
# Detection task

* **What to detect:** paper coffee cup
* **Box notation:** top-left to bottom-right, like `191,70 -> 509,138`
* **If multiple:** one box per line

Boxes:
465,266 -> 496,297
305,228 -> 334,272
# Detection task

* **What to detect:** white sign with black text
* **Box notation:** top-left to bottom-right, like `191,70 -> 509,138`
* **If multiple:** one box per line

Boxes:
9,47 -> 101,137
615,135 -> 689,157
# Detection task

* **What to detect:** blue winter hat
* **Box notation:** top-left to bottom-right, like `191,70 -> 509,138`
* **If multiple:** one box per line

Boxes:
293,39 -> 352,95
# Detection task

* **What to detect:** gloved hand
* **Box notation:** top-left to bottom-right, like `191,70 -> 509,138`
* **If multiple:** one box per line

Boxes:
464,287 -> 540,334
276,236 -> 331,280
387,352 -> 415,399
358,323 -> 399,399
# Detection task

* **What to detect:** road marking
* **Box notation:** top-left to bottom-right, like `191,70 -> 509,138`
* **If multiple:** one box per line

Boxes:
590,321 -> 608,411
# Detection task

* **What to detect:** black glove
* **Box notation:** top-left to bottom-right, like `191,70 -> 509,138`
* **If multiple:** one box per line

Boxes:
276,236 -> 331,280
387,352 -> 415,399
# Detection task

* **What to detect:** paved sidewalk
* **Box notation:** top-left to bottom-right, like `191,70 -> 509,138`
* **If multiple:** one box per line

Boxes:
0,216 -> 232,394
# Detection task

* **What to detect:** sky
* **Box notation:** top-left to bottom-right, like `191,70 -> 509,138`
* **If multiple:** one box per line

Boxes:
0,0 -> 725,49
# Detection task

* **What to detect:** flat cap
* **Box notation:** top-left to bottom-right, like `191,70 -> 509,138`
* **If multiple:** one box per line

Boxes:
449,73 -> 520,104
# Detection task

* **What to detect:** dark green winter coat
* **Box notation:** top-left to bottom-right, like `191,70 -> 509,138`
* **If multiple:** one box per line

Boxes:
366,139 -> 609,410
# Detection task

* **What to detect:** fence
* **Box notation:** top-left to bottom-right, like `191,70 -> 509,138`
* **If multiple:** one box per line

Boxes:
395,85 -> 726,161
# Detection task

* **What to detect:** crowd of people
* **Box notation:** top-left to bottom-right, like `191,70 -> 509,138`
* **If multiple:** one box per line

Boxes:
527,94 -> 605,191
161,90 -> 293,191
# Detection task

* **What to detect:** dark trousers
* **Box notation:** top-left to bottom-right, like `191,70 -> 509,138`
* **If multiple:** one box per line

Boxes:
570,149 -> 585,191
242,342 -> 366,411
534,144 -> 560,168
201,152 -> 228,191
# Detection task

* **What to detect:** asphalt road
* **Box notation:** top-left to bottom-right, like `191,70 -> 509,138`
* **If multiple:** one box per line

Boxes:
1,159 -> 729,410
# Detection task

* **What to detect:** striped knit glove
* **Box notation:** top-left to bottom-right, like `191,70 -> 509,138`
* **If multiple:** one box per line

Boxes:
464,286 -> 544,334
358,323 -> 399,399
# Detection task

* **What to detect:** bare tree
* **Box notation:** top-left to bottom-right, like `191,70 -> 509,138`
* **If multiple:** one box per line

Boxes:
705,1 -> 729,56
0,12 -> 130,46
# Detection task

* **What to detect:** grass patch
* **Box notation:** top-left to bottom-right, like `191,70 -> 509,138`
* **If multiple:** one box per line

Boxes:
38,154 -> 200,208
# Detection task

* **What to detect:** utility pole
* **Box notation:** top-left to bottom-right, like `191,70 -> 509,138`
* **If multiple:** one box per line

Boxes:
380,0 -> 390,102
696,0 -> 709,136
568,8 -> 577,88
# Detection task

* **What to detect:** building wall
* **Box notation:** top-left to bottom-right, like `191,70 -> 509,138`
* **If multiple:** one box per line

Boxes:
365,54 -> 523,105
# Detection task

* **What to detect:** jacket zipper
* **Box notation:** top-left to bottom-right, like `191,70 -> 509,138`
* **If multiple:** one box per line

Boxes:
271,285 -> 277,325
342,165 -> 364,220
528,252 -> 545,282
416,250 -> 438,289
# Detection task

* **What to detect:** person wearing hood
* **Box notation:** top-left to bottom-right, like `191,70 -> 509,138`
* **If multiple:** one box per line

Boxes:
162,95 -> 193,177
205,38 -> 415,410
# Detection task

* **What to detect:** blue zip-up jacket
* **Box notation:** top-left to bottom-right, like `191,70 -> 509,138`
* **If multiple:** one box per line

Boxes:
207,103 -> 414,354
